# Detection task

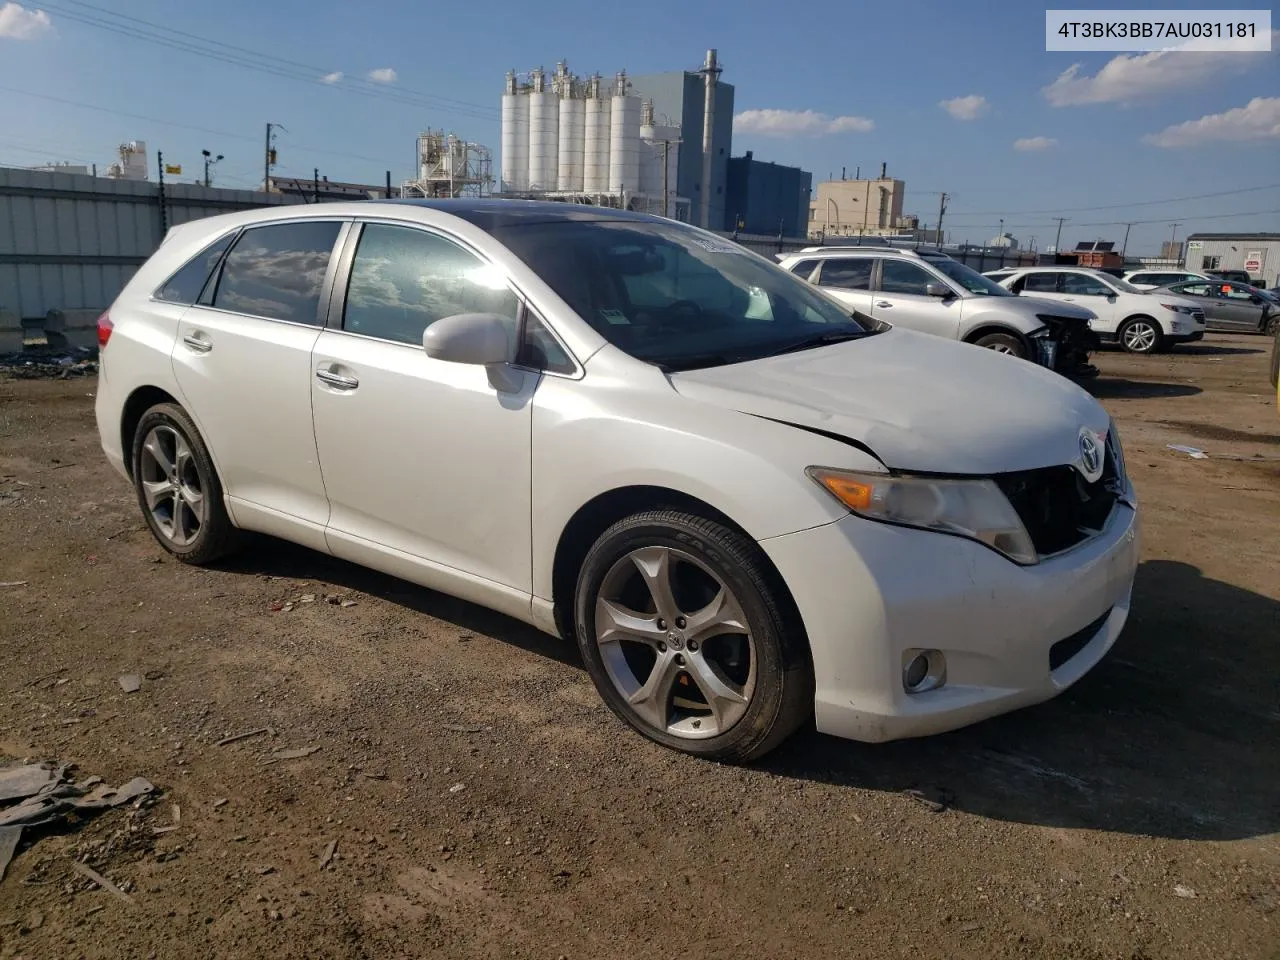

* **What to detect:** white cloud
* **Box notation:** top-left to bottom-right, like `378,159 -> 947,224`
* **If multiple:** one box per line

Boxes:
734,109 -> 874,137
366,67 -> 397,84
320,71 -> 343,84
939,95 -> 988,121
1044,36 -> 1278,106
1013,136 -> 1056,152
0,2 -> 51,40
1144,97 -> 1280,148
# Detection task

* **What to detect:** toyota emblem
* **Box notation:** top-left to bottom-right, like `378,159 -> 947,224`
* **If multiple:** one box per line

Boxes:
1077,428 -> 1104,482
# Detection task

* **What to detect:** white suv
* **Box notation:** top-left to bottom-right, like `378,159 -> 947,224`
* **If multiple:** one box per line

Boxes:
1122,269 -> 1213,290
778,247 -> 1099,377
94,200 -> 1138,761
989,266 -> 1206,354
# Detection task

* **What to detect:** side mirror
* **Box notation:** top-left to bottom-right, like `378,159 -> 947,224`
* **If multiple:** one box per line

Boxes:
423,313 -> 512,366
925,282 -> 952,298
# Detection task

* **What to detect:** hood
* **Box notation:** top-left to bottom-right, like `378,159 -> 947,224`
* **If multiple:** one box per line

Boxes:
670,328 -> 1110,475
1009,295 -> 1096,321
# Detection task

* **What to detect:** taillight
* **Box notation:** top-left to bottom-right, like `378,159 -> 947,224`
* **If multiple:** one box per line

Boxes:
97,311 -> 113,349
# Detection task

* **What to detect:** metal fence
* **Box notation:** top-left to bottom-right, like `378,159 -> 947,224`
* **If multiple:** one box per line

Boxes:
0,166 -> 301,320
719,231 -> 1041,272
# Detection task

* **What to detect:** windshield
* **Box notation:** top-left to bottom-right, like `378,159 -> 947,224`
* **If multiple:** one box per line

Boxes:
494,220 -> 874,370
926,258 -> 1012,296
1106,275 -> 1143,294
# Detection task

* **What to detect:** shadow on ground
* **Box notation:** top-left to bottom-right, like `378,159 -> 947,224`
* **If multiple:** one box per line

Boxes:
1171,342 -> 1266,357
1155,419 -> 1280,446
219,542 -> 1277,842
1088,379 -> 1202,400
763,559 -> 1279,842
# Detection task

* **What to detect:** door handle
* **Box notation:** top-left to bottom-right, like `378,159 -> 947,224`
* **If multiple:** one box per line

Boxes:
316,368 -> 359,390
182,334 -> 212,353
875,301 -> 893,308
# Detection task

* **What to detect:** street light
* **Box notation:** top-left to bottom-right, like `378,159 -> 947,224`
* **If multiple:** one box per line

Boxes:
201,149 -> 224,188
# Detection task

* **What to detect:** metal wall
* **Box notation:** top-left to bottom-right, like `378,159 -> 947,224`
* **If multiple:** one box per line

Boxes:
1185,236 -> 1280,288
724,155 -> 812,236
0,166 -> 300,319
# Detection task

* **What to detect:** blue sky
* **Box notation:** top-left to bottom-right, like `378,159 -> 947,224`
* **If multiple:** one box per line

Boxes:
1,0 -> 1276,254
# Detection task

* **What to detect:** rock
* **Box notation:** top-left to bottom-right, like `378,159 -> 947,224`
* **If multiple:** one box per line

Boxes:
1174,884 -> 1198,899
118,674 -> 142,694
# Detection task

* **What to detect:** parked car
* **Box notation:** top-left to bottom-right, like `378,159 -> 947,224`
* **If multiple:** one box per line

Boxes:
1272,320 -> 1280,410
95,200 -> 1138,762
1152,280 -> 1280,335
777,248 -> 1098,377
1121,268 -> 1213,290
987,266 -> 1206,354
1206,269 -> 1253,285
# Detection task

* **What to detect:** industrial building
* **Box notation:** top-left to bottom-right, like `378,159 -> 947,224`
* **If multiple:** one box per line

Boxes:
1184,233 -> 1279,287
807,168 -> 907,239
499,51 -> 731,227
724,152 -> 811,237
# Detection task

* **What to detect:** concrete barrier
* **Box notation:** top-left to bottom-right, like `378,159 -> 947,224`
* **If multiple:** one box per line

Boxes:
44,308 -> 102,351
0,308 -> 22,356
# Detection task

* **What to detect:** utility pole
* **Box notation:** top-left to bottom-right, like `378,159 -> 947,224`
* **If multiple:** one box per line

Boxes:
201,149 -> 223,188
263,122 -> 283,193
313,168 -> 319,203
1052,216 -> 1068,254
1120,222 -> 1133,260
998,217 -> 1004,239
156,151 -> 168,234
661,139 -> 670,219
935,192 -> 949,247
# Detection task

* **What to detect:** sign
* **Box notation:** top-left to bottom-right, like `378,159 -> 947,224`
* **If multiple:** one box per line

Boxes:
1186,240 -> 1202,250
1244,250 -> 1263,273
164,164 -> 182,175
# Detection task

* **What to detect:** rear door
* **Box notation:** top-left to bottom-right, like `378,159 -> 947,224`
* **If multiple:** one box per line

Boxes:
172,219 -> 345,546
1058,272 -> 1121,332
813,257 -> 876,316
870,259 -> 961,340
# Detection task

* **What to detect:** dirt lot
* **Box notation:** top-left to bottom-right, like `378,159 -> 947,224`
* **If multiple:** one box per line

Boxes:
1,334 -> 1277,960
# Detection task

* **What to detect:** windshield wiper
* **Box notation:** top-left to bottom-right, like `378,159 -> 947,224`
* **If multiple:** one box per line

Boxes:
766,329 -> 871,357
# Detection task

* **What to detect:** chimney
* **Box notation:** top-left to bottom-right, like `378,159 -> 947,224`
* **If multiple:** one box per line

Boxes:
880,161 -> 887,179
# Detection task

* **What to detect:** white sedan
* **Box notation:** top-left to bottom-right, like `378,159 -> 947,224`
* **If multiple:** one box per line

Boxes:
94,200 -> 1139,761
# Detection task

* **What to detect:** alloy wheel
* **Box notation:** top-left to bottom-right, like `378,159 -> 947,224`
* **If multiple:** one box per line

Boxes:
1123,321 -> 1157,352
594,545 -> 756,739
987,343 -> 1017,355
138,425 -> 205,546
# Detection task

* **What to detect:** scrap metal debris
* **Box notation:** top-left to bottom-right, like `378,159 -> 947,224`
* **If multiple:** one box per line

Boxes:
1167,444 -> 1209,459
262,746 -> 321,765
0,762 -> 154,882
216,727 -> 272,747
71,860 -> 134,905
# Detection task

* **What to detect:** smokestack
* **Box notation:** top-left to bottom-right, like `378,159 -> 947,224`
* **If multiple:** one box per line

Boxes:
841,166 -> 846,180
699,48 -> 720,229
880,161 -> 887,179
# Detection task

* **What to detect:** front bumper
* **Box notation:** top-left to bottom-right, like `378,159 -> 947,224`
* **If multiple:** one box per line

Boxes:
760,500 -> 1139,743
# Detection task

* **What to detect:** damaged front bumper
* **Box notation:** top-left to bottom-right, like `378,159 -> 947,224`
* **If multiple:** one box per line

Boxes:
1033,317 -> 1100,380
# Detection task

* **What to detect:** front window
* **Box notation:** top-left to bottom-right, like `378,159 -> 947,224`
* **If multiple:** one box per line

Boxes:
494,220 -> 872,371
878,260 -> 935,295
1106,275 -> 1143,294
1061,273 -> 1114,297
926,258 -> 1012,296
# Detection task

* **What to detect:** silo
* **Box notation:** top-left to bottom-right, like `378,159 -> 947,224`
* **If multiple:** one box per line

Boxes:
500,71 -> 528,192
583,75 -> 611,193
557,93 -> 585,192
608,71 -> 640,198
638,99 -> 659,199
526,68 -> 559,192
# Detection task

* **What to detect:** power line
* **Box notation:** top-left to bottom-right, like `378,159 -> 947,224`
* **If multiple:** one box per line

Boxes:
947,182 -> 1280,218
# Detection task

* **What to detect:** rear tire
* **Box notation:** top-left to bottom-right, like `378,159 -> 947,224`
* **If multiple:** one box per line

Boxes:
973,331 -> 1028,359
573,510 -> 813,763
131,403 -> 240,565
1118,316 -> 1163,354
1265,313 -> 1280,337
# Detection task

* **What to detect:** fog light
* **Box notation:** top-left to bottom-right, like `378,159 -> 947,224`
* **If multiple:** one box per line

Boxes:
902,649 -> 946,693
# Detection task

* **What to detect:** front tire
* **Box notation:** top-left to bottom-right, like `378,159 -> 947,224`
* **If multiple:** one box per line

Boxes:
1118,316 -> 1163,354
573,510 -> 813,763
972,331 -> 1028,359
131,403 -> 239,565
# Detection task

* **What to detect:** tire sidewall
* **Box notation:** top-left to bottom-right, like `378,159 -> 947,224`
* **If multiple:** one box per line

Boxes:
131,404 -> 221,559
573,516 -> 791,760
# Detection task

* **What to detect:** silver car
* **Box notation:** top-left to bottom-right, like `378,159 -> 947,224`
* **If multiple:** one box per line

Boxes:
777,247 -> 1098,377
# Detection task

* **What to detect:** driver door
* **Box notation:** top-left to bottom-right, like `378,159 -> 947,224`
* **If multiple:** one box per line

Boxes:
1059,273 -> 1120,329
870,259 -> 960,340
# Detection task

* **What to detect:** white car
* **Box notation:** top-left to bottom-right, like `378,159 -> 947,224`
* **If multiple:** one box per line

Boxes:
95,201 -> 1139,761
1121,268 -> 1214,290
986,266 -> 1206,354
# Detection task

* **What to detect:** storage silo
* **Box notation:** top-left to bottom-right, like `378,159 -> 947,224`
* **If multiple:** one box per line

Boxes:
608,71 -> 640,198
557,88 -> 585,192
500,71 -> 528,192
583,75 -> 611,193
526,68 -> 559,193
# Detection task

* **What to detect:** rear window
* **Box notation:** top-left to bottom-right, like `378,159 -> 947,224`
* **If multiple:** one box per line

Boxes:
787,258 -> 819,280
155,232 -> 235,304
210,221 -> 342,325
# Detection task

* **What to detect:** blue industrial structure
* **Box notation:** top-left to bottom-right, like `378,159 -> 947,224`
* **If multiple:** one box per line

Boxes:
724,151 -> 812,237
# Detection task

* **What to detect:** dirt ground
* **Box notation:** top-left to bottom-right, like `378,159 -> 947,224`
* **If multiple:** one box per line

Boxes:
1,333 -> 1277,960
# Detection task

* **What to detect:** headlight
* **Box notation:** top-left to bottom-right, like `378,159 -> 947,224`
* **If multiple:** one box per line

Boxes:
1159,302 -> 1193,314
807,467 -> 1037,564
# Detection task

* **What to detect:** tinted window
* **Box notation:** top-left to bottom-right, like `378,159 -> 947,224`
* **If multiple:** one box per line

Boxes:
517,313 -> 576,374
1062,273 -> 1113,296
878,260 -> 933,295
788,258 -> 819,280
343,224 -> 519,346
1176,282 -> 1213,296
156,232 -> 235,304
212,221 -> 341,324
820,259 -> 873,290
1020,272 -> 1059,293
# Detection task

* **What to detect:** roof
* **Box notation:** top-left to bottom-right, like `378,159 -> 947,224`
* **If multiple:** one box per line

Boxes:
1184,232 -> 1280,241
386,198 -> 667,230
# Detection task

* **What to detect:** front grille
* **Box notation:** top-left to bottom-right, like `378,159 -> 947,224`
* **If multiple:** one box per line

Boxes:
994,446 -> 1121,556
1190,309 -> 1206,323
1049,608 -> 1112,671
